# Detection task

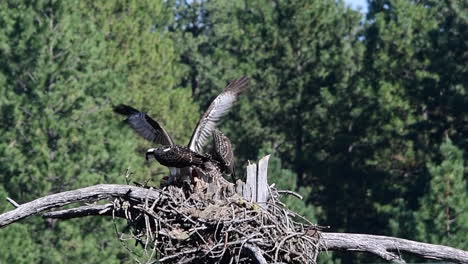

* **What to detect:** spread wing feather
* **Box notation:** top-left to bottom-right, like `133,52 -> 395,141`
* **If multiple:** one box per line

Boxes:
188,76 -> 250,153
114,104 -> 174,146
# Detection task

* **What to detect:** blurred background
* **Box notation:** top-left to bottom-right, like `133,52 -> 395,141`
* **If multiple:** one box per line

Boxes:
0,0 -> 466,263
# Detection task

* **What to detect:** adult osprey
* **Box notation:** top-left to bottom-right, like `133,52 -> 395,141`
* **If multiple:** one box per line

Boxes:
114,76 -> 249,183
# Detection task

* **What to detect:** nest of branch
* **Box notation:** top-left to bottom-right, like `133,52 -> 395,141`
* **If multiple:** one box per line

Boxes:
112,180 -> 322,263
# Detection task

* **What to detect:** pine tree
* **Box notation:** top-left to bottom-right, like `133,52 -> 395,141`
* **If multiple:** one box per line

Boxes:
0,0 -> 196,262
364,0 -> 468,244
80,0 -> 199,181
414,138 -> 467,249
170,0 -> 363,180
171,1 -> 467,262
0,1 -> 128,262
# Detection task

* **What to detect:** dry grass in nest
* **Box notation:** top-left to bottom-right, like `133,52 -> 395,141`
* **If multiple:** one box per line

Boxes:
111,183 -> 322,263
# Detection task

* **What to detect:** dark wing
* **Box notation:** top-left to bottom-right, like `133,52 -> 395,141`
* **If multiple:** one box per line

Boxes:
114,104 -> 174,146
157,145 -> 210,167
175,145 -> 210,166
212,129 -> 234,174
188,76 -> 249,153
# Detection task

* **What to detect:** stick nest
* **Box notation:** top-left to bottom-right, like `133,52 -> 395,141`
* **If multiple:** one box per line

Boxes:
112,181 -> 322,263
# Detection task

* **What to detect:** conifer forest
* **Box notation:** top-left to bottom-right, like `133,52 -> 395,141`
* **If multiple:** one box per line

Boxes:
0,0 -> 466,263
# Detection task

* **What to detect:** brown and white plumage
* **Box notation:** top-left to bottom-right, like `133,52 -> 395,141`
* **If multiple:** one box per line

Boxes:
145,145 -> 211,185
146,145 -> 210,168
114,104 -> 206,171
114,76 -> 249,184
212,129 -> 235,176
114,104 -> 184,182
188,76 -> 249,153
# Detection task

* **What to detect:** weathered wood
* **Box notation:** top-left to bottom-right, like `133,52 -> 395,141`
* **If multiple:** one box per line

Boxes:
256,155 -> 270,207
245,162 -> 257,201
243,155 -> 271,206
323,232 -> 468,263
41,205 -> 468,263
45,204 -> 468,263
43,204 -> 121,219
244,244 -> 268,264
1,184 -> 467,263
0,184 -> 161,228
235,179 -> 245,196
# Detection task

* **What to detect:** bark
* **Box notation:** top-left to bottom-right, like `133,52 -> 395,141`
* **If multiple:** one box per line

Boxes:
0,184 -> 160,228
1,184 -> 467,263
322,232 -> 468,263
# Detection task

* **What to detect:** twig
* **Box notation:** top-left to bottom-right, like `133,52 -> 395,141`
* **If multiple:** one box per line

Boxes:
1,184 -> 467,263
43,204 -> 116,219
277,190 -> 303,200
236,234 -> 260,263
274,232 -> 302,262
158,249 -> 199,262
6,197 -> 20,208
244,244 -> 268,264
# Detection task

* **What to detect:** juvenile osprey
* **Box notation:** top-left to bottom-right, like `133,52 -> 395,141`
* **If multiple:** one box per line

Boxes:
187,76 -> 250,153
114,76 -> 249,183
212,129 -> 235,177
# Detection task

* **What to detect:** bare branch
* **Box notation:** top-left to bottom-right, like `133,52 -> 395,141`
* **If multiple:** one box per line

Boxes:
43,204 -> 123,219
6,197 -> 20,208
244,244 -> 268,264
1,184 -> 467,264
322,232 -> 468,263
277,190 -> 303,200
41,206 -> 468,263
0,184 -> 160,228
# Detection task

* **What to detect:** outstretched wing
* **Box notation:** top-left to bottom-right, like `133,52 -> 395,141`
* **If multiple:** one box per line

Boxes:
188,76 -> 249,153
114,104 -> 174,146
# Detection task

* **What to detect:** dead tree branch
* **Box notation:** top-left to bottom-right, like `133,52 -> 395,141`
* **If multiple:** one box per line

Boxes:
322,232 -> 468,263
0,184 -> 160,228
42,204 -> 121,219
1,184 -> 467,263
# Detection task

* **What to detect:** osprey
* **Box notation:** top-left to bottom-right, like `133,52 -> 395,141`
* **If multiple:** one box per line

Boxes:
145,145 -> 211,180
212,129 -> 235,177
114,76 -> 249,183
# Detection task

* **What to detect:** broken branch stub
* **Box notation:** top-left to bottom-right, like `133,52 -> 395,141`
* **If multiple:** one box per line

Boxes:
241,155 -> 270,208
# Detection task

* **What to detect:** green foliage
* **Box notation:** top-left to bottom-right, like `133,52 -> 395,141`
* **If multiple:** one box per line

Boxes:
414,138 -> 467,249
0,0 -> 466,263
0,1 -> 130,262
79,0 -> 200,182
0,0 -> 196,262
171,0 -> 467,262
0,0 -> 110,200
0,187 -> 40,263
173,0 -> 390,237
363,0 -> 468,248
260,148 -> 318,222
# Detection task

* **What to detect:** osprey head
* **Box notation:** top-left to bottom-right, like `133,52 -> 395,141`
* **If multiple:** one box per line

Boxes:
145,146 -> 171,160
